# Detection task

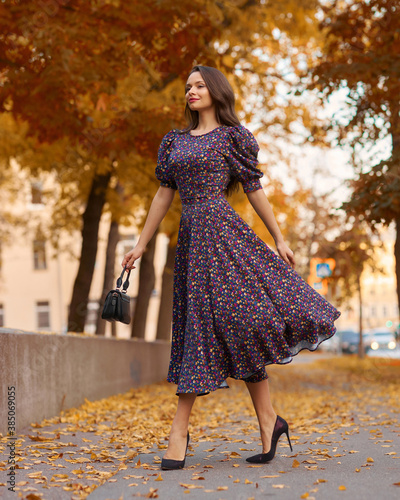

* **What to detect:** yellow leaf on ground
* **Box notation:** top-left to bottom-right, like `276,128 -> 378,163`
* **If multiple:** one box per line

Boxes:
245,479 -> 253,484
27,472 -> 43,479
273,485 -> 285,489
292,459 -> 300,468
367,457 -> 374,463
339,485 -> 346,491
301,493 -> 309,499
155,474 -> 163,481
233,479 -> 240,483
217,486 -> 228,490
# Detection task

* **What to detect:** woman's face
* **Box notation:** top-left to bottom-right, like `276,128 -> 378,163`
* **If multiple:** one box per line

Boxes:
185,71 -> 214,112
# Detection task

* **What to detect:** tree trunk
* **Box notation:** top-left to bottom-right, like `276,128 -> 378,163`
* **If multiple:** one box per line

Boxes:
357,273 -> 364,359
131,230 -> 158,339
67,171 -> 111,332
96,218 -> 120,336
156,242 -> 175,340
395,216 -> 400,328
390,108 -> 400,330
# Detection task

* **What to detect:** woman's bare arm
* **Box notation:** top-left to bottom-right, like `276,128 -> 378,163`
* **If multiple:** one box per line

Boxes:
122,186 -> 176,269
246,188 -> 295,267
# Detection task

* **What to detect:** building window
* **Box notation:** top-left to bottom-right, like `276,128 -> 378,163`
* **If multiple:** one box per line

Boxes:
85,300 -> 99,334
33,240 -> 47,270
0,304 -> 4,327
36,301 -> 50,330
370,305 -> 376,318
31,182 -> 43,205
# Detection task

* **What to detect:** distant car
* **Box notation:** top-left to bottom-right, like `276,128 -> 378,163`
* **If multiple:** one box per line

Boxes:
339,330 -> 360,354
366,329 -> 397,351
320,334 -> 341,353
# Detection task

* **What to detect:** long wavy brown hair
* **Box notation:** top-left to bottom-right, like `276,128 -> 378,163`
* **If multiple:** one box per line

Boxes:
182,65 -> 241,196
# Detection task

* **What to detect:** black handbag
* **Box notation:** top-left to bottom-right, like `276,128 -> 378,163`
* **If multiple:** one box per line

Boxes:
101,266 -> 132,324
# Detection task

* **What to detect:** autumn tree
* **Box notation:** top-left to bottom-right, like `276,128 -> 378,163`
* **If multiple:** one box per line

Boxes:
0,0 -> 326,334
319,223 -> 380,357
310,0 -> 400,315
0,0 -> 221,331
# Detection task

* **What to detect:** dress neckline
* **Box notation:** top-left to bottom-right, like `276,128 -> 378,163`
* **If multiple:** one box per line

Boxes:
188,126 -> 224,137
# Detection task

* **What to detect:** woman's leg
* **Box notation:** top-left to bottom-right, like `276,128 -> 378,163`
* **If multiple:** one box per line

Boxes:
163,393 -> 197,460
245,379 -> 277,453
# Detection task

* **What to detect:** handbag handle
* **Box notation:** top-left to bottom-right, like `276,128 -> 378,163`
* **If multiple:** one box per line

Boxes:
116,266 -> 131,293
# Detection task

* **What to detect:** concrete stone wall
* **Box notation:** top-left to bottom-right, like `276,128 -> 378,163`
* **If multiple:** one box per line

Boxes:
0,328 -> 171,434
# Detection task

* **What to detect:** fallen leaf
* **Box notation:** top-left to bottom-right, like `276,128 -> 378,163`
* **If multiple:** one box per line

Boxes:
244,479 -> 252,484
292,459 -> 300,468
27,472 -> 44,479
301,494 -> 309,499
366,457 -> 374,463
155,474 -> 163,481
273,485 -> 286,489
217,486 -> 228,490
233,479 -> 240,483
339,485 -> 346,491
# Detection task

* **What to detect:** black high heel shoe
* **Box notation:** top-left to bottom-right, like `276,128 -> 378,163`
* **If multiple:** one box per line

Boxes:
161,432 -> 190,470
246,415 -> 293,463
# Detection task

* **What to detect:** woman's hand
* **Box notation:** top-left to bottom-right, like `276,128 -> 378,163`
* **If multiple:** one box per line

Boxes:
122,245 -> 145,270
276,240 -> 295,268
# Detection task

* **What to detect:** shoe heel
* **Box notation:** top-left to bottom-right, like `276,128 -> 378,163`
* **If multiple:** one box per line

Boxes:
285,430 -> 293,452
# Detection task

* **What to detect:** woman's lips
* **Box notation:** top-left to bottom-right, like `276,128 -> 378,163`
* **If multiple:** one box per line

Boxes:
189,98 -> 199,102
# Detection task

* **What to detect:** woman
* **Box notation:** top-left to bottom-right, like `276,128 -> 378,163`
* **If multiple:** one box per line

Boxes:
122,65 -> 340,470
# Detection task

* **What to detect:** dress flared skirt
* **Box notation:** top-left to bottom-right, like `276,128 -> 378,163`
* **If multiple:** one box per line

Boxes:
166,197 -> 340,394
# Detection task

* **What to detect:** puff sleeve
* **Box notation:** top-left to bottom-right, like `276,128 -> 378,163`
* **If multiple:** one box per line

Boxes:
155,130 -> 178,190
226,125 -> 263,193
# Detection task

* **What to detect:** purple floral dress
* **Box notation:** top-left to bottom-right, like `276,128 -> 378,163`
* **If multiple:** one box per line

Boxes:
156,125 -> 340,395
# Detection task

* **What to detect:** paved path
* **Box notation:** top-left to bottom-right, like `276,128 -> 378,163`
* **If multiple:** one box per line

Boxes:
86,409 -> 399,500
2,353 -> 399,500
